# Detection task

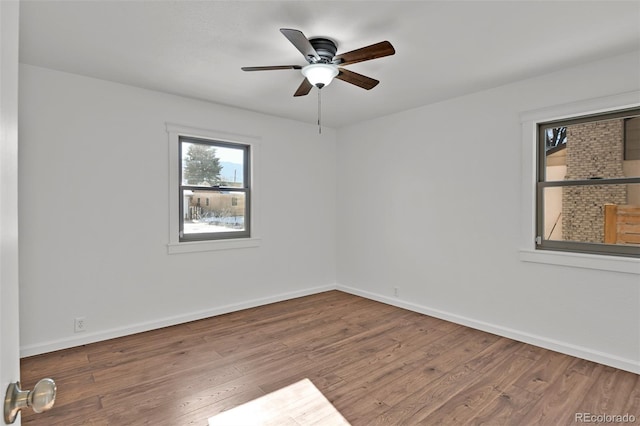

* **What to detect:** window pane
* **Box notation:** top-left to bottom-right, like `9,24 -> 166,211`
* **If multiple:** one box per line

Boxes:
543,114 -> 640,182
542,183 -> 640,245
181,142 -> 245,187
182,190 -> 246,235
626,117 -> 640,160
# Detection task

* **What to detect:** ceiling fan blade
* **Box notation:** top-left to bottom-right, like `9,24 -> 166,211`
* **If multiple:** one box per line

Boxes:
293,78 -> 313,97
336,68 -> 379,90
334,41 -> 395,66
241,65 -> 302,71
280,28 -> 320,62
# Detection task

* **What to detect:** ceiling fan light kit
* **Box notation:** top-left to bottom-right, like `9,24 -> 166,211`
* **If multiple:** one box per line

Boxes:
242,28 -> 395,132
301,63 -> 339,88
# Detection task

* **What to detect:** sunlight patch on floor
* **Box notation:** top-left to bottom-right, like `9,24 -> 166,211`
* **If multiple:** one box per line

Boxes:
208,378 -> 351,426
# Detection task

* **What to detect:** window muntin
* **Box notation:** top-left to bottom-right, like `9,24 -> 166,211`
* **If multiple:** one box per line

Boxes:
179,136 -> 250,241
536,108 -> 640,258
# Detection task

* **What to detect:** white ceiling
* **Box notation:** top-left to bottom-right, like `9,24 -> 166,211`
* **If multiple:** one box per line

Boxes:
19,1 -> 640,128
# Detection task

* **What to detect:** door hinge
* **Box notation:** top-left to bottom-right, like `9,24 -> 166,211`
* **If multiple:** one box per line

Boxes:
535,236 -> 542,245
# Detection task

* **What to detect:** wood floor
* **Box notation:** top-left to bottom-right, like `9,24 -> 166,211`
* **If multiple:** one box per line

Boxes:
20,291 -> 640,425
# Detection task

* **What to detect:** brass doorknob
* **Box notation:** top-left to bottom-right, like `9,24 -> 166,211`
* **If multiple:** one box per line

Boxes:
4,378 -> 56,423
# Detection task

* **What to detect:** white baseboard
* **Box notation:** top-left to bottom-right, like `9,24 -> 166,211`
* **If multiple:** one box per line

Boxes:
21,283 -> 640,375
336,284 -> 640,375
19,284 -> 336,358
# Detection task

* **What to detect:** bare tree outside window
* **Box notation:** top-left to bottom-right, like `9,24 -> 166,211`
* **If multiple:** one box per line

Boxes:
545,127 -> 567,151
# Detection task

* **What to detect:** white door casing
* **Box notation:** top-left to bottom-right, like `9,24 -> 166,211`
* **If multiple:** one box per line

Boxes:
1,0 -> 22,424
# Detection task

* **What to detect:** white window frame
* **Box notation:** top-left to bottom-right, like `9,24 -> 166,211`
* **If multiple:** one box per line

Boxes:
519,91 -> 640,274
166,123 -> 261,254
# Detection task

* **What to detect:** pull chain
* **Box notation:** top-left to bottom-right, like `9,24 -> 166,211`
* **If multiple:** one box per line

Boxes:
318,88 -> 322,134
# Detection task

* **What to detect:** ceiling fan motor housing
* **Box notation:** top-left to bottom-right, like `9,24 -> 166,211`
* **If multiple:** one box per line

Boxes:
309,38 -> 337,63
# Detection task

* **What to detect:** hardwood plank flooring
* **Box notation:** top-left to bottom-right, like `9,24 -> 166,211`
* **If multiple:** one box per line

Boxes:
20,291 -> 640,425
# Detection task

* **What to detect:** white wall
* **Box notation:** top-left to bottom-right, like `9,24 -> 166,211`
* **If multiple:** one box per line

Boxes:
336,50 -> 640,373
18,64 -> 337,355
18,51 -> 640,373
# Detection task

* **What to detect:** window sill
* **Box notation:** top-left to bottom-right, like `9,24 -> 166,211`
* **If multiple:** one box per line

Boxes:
519,249 -> 640,275
167,238 -> 261,254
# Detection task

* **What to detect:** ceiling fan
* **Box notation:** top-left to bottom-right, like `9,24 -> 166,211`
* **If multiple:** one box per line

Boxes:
242,28 -> 395,97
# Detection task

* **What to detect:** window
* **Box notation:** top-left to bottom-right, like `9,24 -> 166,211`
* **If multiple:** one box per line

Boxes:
536,108 -> 640,258
179,136 -> 250,242
166,123 -> 260,254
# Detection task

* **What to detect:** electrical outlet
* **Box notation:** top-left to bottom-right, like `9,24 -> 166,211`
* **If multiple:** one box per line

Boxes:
394,287 -> 399,297
74,317 -> 86,333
